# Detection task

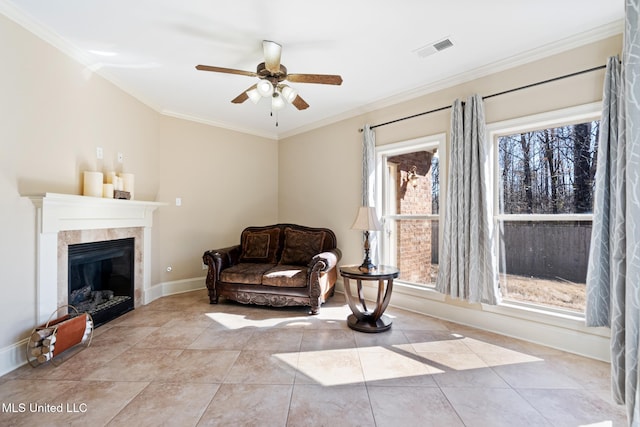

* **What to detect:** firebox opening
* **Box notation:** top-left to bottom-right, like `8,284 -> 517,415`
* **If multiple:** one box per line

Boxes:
68,237 -> 135,327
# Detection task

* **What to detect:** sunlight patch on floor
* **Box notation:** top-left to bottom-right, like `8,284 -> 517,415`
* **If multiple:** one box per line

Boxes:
273,338 -> 544,386
204,311 -> 312,329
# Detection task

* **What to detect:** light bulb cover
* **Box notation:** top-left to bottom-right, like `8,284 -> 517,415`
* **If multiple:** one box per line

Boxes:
280,85 -> 298,103
271,92 -> 286,111
256,80 -> 274,97
246,88 -> 261,104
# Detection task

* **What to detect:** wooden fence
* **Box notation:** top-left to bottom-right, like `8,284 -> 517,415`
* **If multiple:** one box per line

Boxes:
430,221 -> 591,283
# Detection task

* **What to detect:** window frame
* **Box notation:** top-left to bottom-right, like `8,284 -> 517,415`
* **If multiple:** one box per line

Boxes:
375,133 -> 446,287
487,102 -> 602,315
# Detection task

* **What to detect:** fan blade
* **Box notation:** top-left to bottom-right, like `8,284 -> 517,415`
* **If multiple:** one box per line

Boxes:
231,84 -> 257,104
292,95 -> 310,110
263,40 -> 282,74
287,74 -> 343,85
231,92 -> 248,104
196,65 -> 256,77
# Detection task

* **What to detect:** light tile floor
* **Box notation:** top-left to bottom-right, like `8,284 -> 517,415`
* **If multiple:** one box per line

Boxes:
0,289 -> 628,426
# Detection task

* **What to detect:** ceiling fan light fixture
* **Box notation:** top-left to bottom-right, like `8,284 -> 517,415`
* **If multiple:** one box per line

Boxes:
256,79 -> 274,97
196,40 -> 342,115
280,85 -> 298,104
271,92 -> 286,111
246,88 -> 261,104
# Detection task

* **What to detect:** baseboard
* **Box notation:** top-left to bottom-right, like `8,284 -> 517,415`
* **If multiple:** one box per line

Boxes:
143,276 -> 206,304
335,279 -> 611,362
0,339 -> 28,377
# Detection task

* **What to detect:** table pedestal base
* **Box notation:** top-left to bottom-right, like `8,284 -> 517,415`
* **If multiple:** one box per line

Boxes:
347,314 -> 392,333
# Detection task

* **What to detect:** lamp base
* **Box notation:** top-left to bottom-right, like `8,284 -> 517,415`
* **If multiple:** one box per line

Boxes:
359,230 -> 377,273
358,259 -> 377,273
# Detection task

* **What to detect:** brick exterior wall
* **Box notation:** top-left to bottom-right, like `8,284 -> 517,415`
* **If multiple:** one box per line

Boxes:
387,151 -> 435,284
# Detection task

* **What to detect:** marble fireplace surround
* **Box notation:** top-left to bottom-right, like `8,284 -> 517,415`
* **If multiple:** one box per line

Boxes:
29,193 -> 165,324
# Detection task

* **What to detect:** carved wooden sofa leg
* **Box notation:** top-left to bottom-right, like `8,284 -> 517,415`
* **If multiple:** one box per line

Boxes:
309,303 -> 320,315
207,288 -> 218,304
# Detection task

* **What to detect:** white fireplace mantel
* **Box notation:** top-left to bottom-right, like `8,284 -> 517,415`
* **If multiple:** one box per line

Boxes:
27,193 -> 166,323
28,192 -> 165,233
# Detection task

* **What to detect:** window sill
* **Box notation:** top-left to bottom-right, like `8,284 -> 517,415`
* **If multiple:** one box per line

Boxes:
393,281 -> 590,325
484,300 -> 606,337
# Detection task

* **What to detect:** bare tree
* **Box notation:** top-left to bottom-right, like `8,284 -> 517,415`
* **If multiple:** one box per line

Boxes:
498,120 -> 599,215
573,123 -> 592,213
542,128 -> 560,214
519,133 -> 534,213
431,155 -> 439,214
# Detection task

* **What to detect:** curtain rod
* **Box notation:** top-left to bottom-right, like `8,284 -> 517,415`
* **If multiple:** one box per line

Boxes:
359,63 -> 607,132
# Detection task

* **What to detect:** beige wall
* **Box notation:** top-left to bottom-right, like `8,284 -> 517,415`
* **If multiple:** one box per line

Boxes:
0,13 -> 279,357
154,117 -> 278,284
278,36 -> 620,360
0,13 -> 161,349
279,35 -> 622,270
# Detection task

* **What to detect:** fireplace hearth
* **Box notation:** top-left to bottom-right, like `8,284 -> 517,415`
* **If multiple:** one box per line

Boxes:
68,238 -> 135,326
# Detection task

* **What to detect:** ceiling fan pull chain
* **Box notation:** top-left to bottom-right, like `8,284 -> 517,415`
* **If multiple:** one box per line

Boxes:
269,109 -> 279,127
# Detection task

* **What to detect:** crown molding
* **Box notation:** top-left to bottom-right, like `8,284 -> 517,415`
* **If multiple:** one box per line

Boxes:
0,0 -> 282,140
160,110 -> 278,140
362,19 -> 624,113
0,1 -> 80,58
2,0 -> 622,141
0,0 -> 164,112
280,19 -> 623,139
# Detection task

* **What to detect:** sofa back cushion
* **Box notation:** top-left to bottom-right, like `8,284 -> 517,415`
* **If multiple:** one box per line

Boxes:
279,227 -> 326,266
239,227 -> 281,264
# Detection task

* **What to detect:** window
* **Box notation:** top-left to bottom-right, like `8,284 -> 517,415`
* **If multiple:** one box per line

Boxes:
376,135 -> 444,287
489,103 -> 601,313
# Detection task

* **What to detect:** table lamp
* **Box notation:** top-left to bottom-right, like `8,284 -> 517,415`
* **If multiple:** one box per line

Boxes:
351,206 -> 382,273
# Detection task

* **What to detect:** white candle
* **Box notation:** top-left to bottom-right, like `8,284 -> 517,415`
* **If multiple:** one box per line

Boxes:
103,183 -> 114,198
106,171 -> 117,184
119,173 -> 134,199
83,171 -> 103,197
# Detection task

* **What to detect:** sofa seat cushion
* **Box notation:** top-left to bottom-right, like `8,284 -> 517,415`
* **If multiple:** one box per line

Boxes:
220,263 -> 274,285
262,265 -> 309,288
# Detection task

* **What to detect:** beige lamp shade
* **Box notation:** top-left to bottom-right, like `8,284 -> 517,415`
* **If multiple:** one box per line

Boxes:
351,206 -> 382,231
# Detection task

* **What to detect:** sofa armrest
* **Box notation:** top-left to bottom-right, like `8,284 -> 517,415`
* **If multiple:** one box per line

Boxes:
307,248 -> 342,314
202,245 -> 241,303
203,245 -> 241,270
308,248 -> 342,271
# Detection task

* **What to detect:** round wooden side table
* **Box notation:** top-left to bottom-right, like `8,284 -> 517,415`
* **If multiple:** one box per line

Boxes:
339,265 -> 399,333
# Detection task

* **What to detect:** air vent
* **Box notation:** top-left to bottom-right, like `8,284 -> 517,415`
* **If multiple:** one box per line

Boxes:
433,38 -> 454,51
413,37 -> 454,59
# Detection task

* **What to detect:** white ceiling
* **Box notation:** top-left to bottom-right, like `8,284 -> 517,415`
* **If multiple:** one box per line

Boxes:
1,0 -> 623,139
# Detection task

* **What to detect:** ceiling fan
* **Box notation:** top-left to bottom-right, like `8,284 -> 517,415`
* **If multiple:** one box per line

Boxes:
196,40 -> 342,112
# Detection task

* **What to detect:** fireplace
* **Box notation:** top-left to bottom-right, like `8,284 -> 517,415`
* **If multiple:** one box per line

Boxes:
27,193 -> 164,325
68,237 -> 135,326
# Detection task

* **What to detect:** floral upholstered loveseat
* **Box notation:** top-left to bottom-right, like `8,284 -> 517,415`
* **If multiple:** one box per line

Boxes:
202,224 -> 341,314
